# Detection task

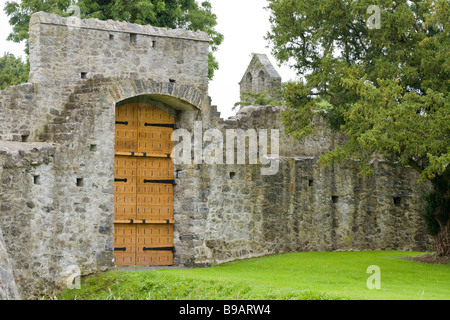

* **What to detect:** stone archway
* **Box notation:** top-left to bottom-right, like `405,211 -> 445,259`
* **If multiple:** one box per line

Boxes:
108,84 -> 206,267
41,77 -> 207,268
107,78 -> 208,112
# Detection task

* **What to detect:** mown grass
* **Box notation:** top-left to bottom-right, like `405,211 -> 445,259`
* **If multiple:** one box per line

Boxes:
58,251 -> 450,300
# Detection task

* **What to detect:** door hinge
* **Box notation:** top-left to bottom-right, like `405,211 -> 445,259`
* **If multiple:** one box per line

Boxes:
115,121 -> 129,125
143,247 -> 174,252
114,247 -> 127,251
144,123 -> 175,129
143,179 -> 176,185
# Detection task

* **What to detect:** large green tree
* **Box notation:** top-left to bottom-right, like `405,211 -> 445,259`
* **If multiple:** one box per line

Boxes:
266,0 -> 449,256
3,0 -> 223,80
0,52 -> 29,90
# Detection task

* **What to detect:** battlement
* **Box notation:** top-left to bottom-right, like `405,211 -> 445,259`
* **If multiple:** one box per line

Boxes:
30,12 -> 210,42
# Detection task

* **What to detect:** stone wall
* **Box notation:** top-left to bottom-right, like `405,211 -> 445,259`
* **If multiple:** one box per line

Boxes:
0,12 -> 434,299
0,227 -> 20,300
184,106 -> 433,265
28,12 -> 210,87
0,12 -> 211,299
0,84 -> 38,142
0,142 -> 59,297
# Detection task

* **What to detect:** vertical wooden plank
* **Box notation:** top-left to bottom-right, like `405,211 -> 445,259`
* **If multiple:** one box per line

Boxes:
137,157 -> 173,222
114,156 -> 137,221
137,157 -> 174,181
136,224 -> 173,266
115,103 -> 138,153
136,183 -> 173,221
114,224 -> 136,266
137,104 -> 174,155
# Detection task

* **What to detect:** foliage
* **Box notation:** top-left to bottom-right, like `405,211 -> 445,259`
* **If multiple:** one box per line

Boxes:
0,52 -> 29,90
266,0 -> 449,178
58,251 -> 450,300
77,0 -> 223,79
3,0 -> 223,79
422,189 -> 449,236
266,0 -> 450,249
234,86 -> 285,110
4,0 -> 72,54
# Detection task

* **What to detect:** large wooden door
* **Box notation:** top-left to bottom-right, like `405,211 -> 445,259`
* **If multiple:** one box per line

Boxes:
114,102 -> 175,266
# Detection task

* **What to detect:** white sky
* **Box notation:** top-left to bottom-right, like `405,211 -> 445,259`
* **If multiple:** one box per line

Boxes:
0,0 -> 298,119
208,0 -> 298,118
0,0 -> 26,58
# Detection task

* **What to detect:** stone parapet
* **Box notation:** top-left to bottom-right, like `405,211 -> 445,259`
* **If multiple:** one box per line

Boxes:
30,11 -> 210,42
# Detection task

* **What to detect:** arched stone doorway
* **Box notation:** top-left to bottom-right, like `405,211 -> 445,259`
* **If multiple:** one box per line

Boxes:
113,101 -> 175,266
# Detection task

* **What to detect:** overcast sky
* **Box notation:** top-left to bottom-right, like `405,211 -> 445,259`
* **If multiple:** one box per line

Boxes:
0,0 -> 26,58
0,0 -> 298,119
208,0 -> 298,118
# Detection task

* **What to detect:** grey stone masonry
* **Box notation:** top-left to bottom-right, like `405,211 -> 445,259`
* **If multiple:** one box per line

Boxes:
0,227 -> 20,300
0,12 -> 211,299
191,106 -> 433,265
0,11 -> 434,299
29,12 -> 210,86
240,54 -> 282,102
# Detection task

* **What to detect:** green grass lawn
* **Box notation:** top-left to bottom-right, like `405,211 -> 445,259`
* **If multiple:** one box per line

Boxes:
58,251 -> 450,300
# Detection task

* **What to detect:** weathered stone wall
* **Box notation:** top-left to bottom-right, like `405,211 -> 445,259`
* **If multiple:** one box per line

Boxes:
0,227 -> 20,300
0,12 -> 211,299
0,142 -> 111,298
0,142 -> 58,298
0,84 -> 38,142
184,106 -> 433,265
0,12 -> 434,299
28,12 -> 210,87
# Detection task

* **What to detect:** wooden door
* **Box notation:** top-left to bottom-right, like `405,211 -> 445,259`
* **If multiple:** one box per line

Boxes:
114,102 -> 175,266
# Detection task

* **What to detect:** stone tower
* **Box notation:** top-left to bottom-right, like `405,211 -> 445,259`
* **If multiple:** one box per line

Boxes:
239,53 -> 282,102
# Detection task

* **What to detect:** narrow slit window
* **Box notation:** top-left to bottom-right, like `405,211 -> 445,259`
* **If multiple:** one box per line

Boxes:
21,134 -> 29,142
308,179 -> 314,186
109,34 -> 114,40
33,175 -> 41,185
393,197 -> 401,206
77,178 -> 84,187
332,196 -> 339,204
230,172 -> 236,179
90,144 -> 97,152
81,72 -> 87,79
130,33 -> 137,43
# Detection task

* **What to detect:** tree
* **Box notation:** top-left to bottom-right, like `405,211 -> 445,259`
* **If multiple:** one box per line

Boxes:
266,0 -> 449,256
0,52 -> 29,90
4,0 -> 72,53
3,0 -> 223,80
234,86 -> 285,110
77,0 -> 223,80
